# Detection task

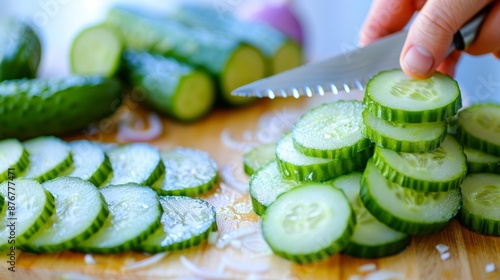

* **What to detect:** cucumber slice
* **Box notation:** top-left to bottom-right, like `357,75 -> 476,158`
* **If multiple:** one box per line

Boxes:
460,173 -> 500,235
21,177 -> 109,253
24,136 -> 74,183
464,147 -> 500,174
262,182 -> 355,263
332,173 -> 410,259
74,183 -> 162,253
122,50 -> 216,122
364,69 -> 461,123
362,109 -> 447,152
456,103 -> 500,156
361,159 -> 461,235
153,147 -> 218,197
0,138 -> 29,183
0,179 -> 55,250
292,100 -> 371,159
243,143 -> 276,176
68,140 -> 113,187
373,135 -> 467,192
138,196 -> 217,253
70,24 -> 124,77
276,133 -> 372,182
249,161 -> 300,216
107,143 -> 165,186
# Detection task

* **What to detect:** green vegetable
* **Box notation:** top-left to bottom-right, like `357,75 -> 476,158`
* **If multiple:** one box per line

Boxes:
0,138 -> 29,183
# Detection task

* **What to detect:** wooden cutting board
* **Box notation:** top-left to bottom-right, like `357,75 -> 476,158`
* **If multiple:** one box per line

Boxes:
1,92 -> 499,280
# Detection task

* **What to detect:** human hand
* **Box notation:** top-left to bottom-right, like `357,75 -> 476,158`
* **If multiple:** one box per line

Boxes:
359,0 -> 500,78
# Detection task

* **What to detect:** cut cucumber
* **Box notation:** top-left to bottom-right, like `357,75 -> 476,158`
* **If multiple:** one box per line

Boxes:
456,103 -> 500,156
262,182 -> 355,263
23,136 -> 74,183
292,100 -> 371,159
0,138 -> 29,183
68,140 -> 113,187
276,133 -> 372,182
364,69 -> 461,123
243,143 -> 276,176
138,196 -> 217,253
21,177 -> 109,253
0,178 -> 55,250
122,50 -> 216,122
74,183 -> 162,253
460,173 -> 500,235
464,147 -> 500,174
249,161 -> 301,216
153,147 -> 218,197
106,143 -> 165,186
70,24 -> 124,77
373,135 -> 467,192
362,109 -> 447,152
332,173 -> 410,259
361,159 -> 461,235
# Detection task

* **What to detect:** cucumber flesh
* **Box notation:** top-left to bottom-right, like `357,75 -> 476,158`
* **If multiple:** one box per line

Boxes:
243,143 -> 276,176
262,182 -> 355,263
153,147 -> 218,197
361,159 -> 461,235
74,183 -> 162,253
69,140 -> 113,187
22,177 -> 109,253
292,100 -> 370,159
70,24 -> 123,77
138,196 -> 217,253
23,136 -> 74,183
460,173 -> 500,235
373,135 -> 467,192
0,138 -> 29,183
364,69 -> 461,123
0,179 -> 55,249
463,147 -> 500,174
273,42 -> 303,74
332,173 -> 410,259
106,143 -> 165,186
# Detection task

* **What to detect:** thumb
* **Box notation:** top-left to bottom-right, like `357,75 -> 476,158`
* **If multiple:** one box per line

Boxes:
400,0 -> 491,78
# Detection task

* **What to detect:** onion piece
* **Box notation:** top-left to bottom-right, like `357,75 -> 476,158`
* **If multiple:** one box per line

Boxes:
121,252 -> 169,271
220,129 -> 255,151
358,263 -> 377,272
221,164 -> 249,193
84,254 -> 96,265
435,244 -> 449,254
180,256 -> 230,280
485,263 -> 496,273
364,270 -> 405,280
216,227 -> 259,249
221,255 -> 269,274
117,111 -> 163,142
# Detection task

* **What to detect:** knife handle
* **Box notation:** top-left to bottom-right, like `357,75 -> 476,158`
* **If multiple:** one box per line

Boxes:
451,5 -> 491,53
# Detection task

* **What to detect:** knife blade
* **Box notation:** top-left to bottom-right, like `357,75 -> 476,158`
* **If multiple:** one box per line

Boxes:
232,8 -> 487,99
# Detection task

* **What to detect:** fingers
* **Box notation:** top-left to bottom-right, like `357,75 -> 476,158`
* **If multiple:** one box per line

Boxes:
436,50 -> 462,77
359,0 -> 419,46
400,0 -> 492,78
466,1 -> 500,55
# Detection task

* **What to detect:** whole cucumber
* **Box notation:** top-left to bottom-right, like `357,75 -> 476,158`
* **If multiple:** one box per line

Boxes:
0,19 -> 42,81
0,75 -> 123,140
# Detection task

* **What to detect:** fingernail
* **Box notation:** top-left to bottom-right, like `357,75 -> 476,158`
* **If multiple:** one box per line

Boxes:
403,45 -> 434,77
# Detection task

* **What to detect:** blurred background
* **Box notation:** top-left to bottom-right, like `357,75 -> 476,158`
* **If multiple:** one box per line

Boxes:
2,0 -> 499,104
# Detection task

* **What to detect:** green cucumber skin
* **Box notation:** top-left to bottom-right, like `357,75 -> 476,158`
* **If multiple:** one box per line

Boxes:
153,175 -> 218,197
17,188 -> 56,246
0,19 -> 41,81
34,152 -> 74,183
122,50 -> 215,122
342,236 -> 411,259
456,126 -> 500,157
0,145 -> 29,183
466,161 -> 500,174
90,155 -> 113,188
459,209 -> 500,236
0,76 -> 123,140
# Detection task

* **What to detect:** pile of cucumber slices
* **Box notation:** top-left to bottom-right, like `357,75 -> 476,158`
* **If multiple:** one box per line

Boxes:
0,137 -> 219,254
247,69 -> 500,263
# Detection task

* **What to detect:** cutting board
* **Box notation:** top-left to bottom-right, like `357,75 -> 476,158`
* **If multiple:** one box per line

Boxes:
1,91 -> 499,280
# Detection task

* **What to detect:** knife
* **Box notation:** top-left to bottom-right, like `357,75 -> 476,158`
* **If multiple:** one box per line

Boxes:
232,8 -> 488,99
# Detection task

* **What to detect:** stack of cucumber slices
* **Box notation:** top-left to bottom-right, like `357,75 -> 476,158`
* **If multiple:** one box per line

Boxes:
0,137 -> 219,254
247,69 -> 500,263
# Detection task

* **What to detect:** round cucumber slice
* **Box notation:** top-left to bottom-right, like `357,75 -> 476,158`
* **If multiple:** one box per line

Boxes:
0,138 -> 29,183
463,147 -> 500,174
243,143 -> 276,176
70,24 -> 124,77
364,69 -> 461,123
68,140 -> 113,187
262,182 -> 355,263
361,159 -> 461,235
292,100 -> 371,159
460,173 -> 500,235
22,177 -> 109,253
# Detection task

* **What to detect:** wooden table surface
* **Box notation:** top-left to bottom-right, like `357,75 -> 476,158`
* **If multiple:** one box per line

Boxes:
1,91 -> 499,280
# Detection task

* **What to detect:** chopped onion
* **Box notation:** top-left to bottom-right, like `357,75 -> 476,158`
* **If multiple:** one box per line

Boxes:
358,263 -> 377,272
221,164 -> 249,194
208,231 -> 219,245
220,129 -> 255,151
84,254 -> 96,265
435,244 -> 449,254
364,270 -> 405,280
180,256 -> 230,279
221,255 -> 269,274
216,227 -> 259,249
440,252 -> 451,261
121,252 -> 169,271
485,263 -> 496,273
117,111 -> 163,142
